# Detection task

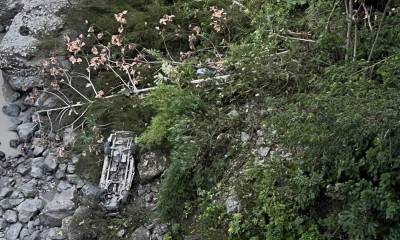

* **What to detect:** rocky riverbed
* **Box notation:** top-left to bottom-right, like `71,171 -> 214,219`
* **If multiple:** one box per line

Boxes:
0,1 -> 171,239
0,1 -> 83,239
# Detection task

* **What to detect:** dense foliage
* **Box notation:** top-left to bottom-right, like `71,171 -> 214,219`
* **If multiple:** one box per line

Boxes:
57,0 -> 400,239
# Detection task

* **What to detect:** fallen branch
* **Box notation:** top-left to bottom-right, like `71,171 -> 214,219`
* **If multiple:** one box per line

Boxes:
276,34 -> 316,43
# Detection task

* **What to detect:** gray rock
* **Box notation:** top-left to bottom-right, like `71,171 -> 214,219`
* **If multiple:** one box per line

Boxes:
0,218 -> 6,230
117,229 -> 126,237
0,187 -> 13,199
30,166 -> 43,179
241,132 -> 250,142
5,222 -> 22,240
0,198 -> 24,210
58,163 -> 67,172
47,227 -> 65,240
3,70 -> 43,92
0,0 -> 70,67
18,180 -> 37,198
16,198 -> 44,223
4,210 -> 18,223
17,122 -> 38,142
30,157 -> 44,178
16,163 -> 31,175
56,181 -> 72,192
19,228 -> 29,240
63,127 -> 76,146
39,187 -> 76,227
2,104 -> 21,117
151,224 -> 169,240
130,227 -> 150,240
27,219 -> 39,230
71,156 -> 79,164
30,230 -> 41,240
0,0 -> 23,26
66,174 -> 84,189
54,169 -> 65,180
9,139 -> 19,148
81,184 -> 102,199
43,154 -> 58,172
66,164 -> 75,174
60,216 -> 72,236
225,195 -> 241,214
32,145 -> 45,157
139,151 -> 167,183
227,109 -> 240,118
257,146 -> 270,157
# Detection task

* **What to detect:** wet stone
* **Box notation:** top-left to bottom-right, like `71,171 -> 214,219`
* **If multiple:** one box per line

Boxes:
16,122 -> 37,142
2,104 -> 21,117
9,139 -> 19,148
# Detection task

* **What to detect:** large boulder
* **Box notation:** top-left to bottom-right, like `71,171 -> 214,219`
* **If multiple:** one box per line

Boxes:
16,198 -> 44,223
130,227 -> 150,240
0,0 -> 23,25
2,69 -> 42,92
0,0 -> 71,66
138,151 -> 168,183
16,122 -> 38,142
39,187 -> 76,227
225,195 -> 241,214
2,104 -> 21,117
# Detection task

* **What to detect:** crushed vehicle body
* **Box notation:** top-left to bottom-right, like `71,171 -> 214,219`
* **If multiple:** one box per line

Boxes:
99,131 -> 136,211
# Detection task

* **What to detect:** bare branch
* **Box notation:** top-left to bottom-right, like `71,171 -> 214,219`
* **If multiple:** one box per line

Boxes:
367,0 -> 393,62
344,0 -> 353,61
325,0 -> 340,32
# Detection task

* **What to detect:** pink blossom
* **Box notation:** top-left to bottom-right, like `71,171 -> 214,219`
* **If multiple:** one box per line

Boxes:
111,35 -> 123,46
159,14 -> 175,25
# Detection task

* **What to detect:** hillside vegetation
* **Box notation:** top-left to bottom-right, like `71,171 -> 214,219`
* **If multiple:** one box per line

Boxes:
47,0 -> 400,239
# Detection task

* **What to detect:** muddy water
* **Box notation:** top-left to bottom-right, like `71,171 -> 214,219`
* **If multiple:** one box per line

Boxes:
0,71 -> 19,155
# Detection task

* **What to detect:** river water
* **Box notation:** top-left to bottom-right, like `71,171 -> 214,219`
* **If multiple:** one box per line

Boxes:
0,32 -> 19,155
0,71 -> 19,154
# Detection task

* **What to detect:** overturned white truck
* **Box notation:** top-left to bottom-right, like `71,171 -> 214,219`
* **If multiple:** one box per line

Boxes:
99,131 -> 136,211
